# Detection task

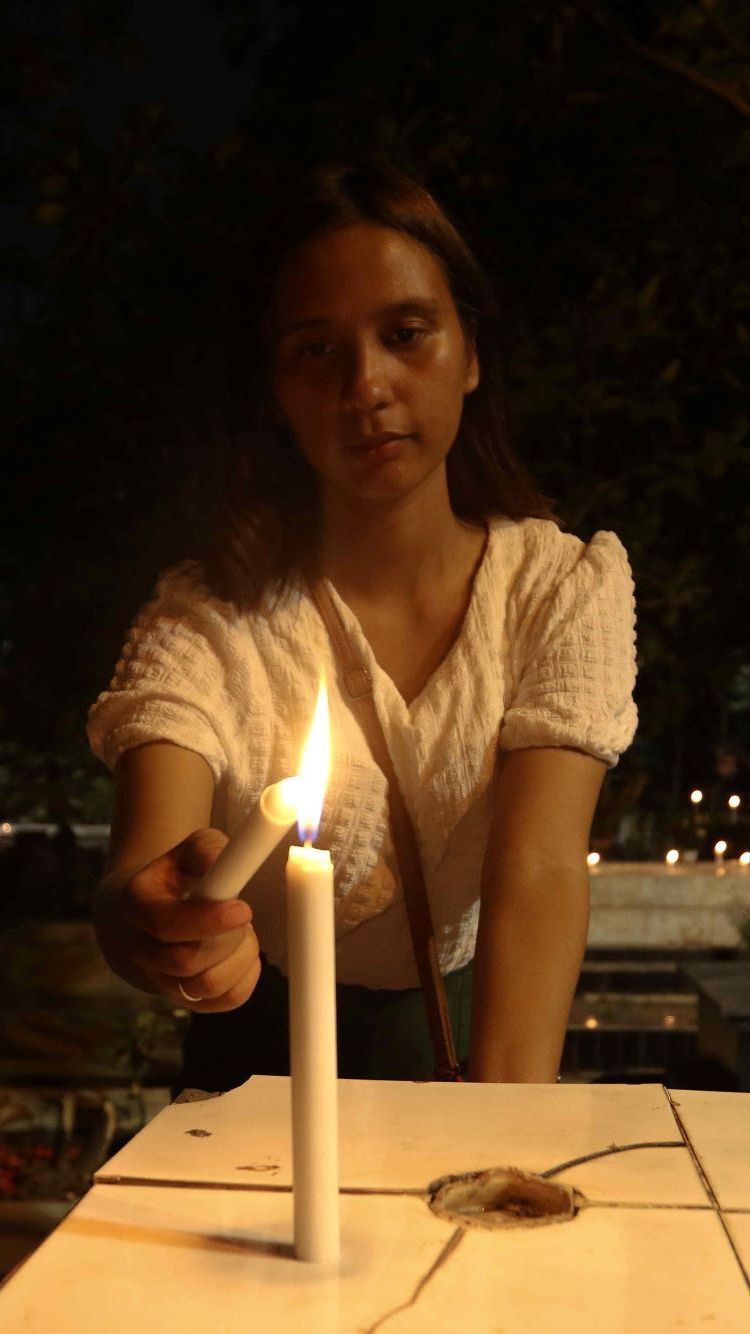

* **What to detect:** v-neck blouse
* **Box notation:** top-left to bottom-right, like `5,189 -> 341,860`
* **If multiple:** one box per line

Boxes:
88,517 -> 637,988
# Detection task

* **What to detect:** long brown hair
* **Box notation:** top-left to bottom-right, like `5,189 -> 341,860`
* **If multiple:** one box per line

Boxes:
203,159 -> 555,609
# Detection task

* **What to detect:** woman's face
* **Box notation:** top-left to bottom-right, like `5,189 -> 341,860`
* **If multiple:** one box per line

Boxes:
270,222 -> 479,506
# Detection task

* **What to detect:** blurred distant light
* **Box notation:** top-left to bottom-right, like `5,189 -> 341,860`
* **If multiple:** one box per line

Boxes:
740,852 -> 750,867
728,794 -> 741,810
584,1016 -> 599,1030
690,789 -> 703,805
0,821 -> 11,835
714,840 -> 727,855
665,849 -> 679,866
663,1014 -> 676,1028
586,852 -> 601,867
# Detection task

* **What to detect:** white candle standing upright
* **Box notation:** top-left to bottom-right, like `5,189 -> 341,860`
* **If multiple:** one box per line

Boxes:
197,777 -> 300,901
286,679 -> 339,1264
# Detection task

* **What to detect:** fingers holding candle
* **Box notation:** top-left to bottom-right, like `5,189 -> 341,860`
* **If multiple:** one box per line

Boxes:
167,930 -> 262,1011
134,902 -> 257,972
178,980 -> 202,1003
121,830 -> 260,1008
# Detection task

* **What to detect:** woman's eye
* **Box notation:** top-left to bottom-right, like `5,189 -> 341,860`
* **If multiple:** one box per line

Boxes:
299,340 -> 335,359
388,326 -> 425,347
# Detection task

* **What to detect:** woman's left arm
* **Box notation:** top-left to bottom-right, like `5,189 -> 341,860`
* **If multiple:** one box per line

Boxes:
469,745 -> 606,1083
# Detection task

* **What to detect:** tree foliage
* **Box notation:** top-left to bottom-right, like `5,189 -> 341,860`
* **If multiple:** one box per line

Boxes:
2,1 -> 749,839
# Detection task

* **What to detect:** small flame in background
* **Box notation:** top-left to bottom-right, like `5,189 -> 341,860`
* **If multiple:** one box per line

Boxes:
296,677 -> 331,845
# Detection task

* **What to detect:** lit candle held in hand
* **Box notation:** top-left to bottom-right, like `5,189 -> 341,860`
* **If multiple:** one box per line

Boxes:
197,777 -> 300,901
286,678 -> 339,1264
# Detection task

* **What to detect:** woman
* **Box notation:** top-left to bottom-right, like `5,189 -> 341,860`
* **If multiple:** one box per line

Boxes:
88,160 -> 637,1090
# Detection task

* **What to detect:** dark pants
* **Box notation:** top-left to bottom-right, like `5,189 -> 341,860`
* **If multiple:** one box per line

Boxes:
178,956 -> 473,1093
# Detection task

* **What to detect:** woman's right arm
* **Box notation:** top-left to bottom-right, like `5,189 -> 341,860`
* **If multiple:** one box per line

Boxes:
94,741 -> 259,1008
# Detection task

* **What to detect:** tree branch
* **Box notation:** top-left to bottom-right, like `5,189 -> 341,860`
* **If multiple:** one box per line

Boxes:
571,2 -> 750,119
699,0 -> 750,66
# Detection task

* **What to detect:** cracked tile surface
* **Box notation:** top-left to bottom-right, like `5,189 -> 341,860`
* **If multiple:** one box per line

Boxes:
668,1089 -> 750,1210
99,1077 -> 704,1204
375,1206 -> 750,1333
724,1213 -> 750,1280
4,1185 -> 749,1333
1,1185 -> 457,1333
5,1080 -> 750,1330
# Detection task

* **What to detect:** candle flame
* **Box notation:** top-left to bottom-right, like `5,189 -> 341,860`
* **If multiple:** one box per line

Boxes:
296,677 -> 330,845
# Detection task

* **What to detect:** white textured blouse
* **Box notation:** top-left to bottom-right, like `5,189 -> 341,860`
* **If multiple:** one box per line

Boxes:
87,517 -> 637,988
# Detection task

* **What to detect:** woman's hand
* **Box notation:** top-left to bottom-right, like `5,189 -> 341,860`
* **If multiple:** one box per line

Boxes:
95,827 -> 261,1011
123,829 -> 261,1010
96,741 -> 262,1008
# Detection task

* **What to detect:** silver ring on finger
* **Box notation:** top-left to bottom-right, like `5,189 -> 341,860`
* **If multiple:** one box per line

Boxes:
178,980 -> 202,1004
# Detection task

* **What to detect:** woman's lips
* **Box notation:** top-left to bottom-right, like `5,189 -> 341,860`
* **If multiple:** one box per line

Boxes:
346,434 -> 412,461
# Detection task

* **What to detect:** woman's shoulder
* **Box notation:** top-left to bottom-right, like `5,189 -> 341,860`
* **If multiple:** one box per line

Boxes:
489,516 -> 632,604
140,561 -> 310,673
151,558 -> 231,609
147,558 -> 271,631
123,560 -> 254,670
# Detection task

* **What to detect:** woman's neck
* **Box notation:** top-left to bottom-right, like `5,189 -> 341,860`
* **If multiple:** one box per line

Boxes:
319,469 -> 482,605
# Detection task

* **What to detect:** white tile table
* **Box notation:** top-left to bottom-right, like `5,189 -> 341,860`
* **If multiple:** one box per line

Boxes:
2,1078 -> 749,1332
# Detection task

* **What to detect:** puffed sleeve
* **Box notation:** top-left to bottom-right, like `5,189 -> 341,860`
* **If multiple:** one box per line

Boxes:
86,562 -> 239,779
500,530 -> 637,767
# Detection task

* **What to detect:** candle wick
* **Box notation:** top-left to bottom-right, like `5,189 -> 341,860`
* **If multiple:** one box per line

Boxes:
304,838 -> 313,849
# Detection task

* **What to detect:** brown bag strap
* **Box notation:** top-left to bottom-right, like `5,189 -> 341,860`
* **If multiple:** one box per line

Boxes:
307,576 -> 461,1080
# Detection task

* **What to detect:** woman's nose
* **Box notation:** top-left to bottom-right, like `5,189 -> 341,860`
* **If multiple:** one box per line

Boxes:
340,342 -> 393,413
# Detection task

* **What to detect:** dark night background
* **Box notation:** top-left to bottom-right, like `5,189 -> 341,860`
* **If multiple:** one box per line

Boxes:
3,0 -> 750,855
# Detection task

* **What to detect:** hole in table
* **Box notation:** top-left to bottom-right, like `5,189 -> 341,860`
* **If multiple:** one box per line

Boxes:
428,1167 -> 583,1230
